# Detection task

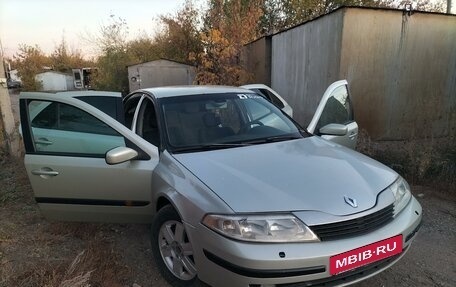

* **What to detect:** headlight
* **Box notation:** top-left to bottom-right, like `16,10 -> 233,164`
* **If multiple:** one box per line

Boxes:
390,176 -> 412,216
202,214 -> 319,242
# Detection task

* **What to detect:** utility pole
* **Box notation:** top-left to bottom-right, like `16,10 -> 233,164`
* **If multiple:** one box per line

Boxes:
0,41 -> 21,157
449,0 -> 453,14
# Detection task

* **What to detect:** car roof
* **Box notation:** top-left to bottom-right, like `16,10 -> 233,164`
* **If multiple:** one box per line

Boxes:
138,86 -> 255,99
20,90 -> 121,100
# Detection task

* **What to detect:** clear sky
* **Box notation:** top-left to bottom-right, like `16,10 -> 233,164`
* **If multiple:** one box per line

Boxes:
0,0 -> 453,59
0,0 -> 199,58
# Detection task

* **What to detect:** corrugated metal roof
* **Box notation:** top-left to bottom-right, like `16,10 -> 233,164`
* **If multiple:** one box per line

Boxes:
36,70 -> 72,76
127,58 -> 195,68
253,5 -> 456,40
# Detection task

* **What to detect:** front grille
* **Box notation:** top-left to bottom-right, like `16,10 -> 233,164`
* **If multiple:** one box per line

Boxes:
310,204 -> 394,241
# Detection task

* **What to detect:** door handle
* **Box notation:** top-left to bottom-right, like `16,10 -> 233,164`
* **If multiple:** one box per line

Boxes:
35,138 -> 53,145
32,169 -> 59,177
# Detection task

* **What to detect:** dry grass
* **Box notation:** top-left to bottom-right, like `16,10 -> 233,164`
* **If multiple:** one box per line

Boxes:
0,156 -> 130,287
3,236 -> 129,287
357,130 -> 456,193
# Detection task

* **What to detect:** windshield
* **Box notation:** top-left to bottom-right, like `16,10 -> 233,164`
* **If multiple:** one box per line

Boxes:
161,93 -> 303,152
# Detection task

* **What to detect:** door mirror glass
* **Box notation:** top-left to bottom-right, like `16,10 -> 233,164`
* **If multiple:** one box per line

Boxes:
319,123 -> 348,136
106,146 -> 138,165
307,80 -> 358,149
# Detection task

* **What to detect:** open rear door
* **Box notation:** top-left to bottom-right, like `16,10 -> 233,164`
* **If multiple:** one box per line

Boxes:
307,80 -> 358,149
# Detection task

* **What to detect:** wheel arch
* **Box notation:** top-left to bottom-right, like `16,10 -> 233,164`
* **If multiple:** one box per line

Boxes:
153,189 -> 190,225
156,196 -> 172,212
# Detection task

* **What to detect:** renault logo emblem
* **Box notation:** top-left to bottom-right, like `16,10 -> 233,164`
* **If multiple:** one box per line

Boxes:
344,195 -> 358,208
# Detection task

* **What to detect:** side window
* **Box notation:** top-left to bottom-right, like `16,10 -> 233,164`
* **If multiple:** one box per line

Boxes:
244,99 -> 270,120
243,99 -> 290,131
136,99 -> 160,147
28,100 -> 125,156
316,85 -> 353,132
259,89 -> 285,109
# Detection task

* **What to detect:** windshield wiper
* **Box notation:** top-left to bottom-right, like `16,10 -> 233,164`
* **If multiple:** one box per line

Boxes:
172,143 -> 251,153
243,135 -> 302,145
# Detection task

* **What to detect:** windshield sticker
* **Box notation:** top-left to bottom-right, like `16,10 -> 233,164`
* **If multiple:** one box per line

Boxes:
237,94 -> 262,100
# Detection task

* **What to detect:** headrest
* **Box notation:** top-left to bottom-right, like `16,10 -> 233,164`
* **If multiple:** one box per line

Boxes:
165,110 -> 180,127
183,102 -> 200,113
203,113 -> 221,127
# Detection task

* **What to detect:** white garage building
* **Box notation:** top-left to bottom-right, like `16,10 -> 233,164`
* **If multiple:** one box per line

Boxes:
35,71 -> 74,91
127,59 -> 196,92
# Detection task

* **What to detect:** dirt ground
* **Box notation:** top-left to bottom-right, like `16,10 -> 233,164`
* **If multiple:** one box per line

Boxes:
0,157 -> 455,287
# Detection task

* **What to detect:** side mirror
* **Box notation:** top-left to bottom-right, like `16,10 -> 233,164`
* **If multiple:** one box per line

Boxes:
106,146 -> 138,165
319,123 -> 348,136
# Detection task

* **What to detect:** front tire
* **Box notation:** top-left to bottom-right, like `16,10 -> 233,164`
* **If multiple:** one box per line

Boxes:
151,205 -> 198,286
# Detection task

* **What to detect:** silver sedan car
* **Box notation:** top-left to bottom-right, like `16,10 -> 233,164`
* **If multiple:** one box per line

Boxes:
20,85 -> 421,287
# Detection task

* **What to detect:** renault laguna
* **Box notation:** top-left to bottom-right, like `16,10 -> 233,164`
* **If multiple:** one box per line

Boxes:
20,82 -> 422,287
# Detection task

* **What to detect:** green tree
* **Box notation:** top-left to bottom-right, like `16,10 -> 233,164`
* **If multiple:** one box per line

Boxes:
13,45 -> 50,91
51,36 -> 93,72
154,0 -> 203,64
92,2 -> 203,92
95,49 -> 133,93
128,37 -> 161,64
91,15 -> 135,93
258,0 -> 445,34
396,0 -> 445,12
194,0 -> 263,85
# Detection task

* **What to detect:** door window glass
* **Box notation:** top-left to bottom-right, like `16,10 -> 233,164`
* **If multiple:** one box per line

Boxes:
259,88 -> 285,109
28,100 -> 125,156
244,99 -> 270,120
316,85 -> 352,132
76,96 -> 119,120
244,99 -> 289,131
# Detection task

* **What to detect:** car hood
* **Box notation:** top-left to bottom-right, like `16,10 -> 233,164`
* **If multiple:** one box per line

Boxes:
172,137 -> 397,215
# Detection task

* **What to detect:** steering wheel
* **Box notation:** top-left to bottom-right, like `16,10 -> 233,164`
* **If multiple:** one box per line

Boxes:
240,120 -> 264,133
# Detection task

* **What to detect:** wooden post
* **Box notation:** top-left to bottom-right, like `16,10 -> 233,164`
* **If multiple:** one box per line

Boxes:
448,0 -> 453,14
0,52 -> 21,157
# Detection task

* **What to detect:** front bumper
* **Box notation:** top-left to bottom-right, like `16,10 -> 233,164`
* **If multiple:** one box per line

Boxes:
187,197 -> 422,287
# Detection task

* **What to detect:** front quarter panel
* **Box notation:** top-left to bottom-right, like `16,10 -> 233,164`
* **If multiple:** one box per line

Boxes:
152,150 -> 233,226
151,150 -> 234,277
